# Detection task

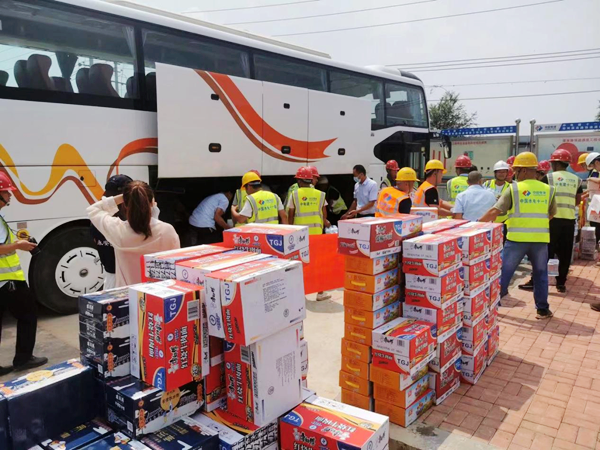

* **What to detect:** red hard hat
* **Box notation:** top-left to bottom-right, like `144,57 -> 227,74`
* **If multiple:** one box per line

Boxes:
550,149 -> 572,163
295,166 -> 313,180
506,156 -> 516,166
307,166 -> 320,178
507,167 -> 514,179
537,160 -> 551,173
0,172 -> 16,192
385,160 -> 399,171
455,155 -> 472,168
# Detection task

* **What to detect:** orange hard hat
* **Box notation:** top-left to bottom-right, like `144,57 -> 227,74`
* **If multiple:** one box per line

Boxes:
537,160 -> 551,174
455,155 -> 472,168
550,149 -> 572,164
307,166 -> 320,178
0,172 -> 16,192
386,160 -> 399,171
295,167 -> 314,180
506,155 -> 516,167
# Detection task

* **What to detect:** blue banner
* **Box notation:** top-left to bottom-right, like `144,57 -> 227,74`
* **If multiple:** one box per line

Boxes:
535,122 -> 600,132
441,126 -> 517,136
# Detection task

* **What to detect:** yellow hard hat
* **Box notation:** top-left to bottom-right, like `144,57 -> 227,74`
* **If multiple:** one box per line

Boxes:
512,152 -> 538,168
396,167 -> 419,182
424,159 -> 447,174
241,171 -> 262,188
578,153 -> 590,165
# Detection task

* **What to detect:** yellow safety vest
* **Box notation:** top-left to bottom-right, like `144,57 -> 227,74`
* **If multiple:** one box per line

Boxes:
234,188 -> 248,227
328,186 -> 347,215
291,187 -> 325,235
0,217 -> 26,282
447,175 -> 469,201
506,180 -> 554,243
375,187 -> 409,217
413,181 -> 436,207
246,191 -> 280,224
380,178 -> 392,190
484,179 -> 510,223
548,171 -> 580,220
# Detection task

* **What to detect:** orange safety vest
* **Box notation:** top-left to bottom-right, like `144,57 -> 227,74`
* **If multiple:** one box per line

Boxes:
413,181 -> 436,207
375,187 -> 409,217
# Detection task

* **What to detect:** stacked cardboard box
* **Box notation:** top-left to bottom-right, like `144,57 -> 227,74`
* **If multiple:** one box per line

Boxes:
581,226 -> 598,261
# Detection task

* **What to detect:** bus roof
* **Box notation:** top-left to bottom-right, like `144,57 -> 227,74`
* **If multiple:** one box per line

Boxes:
55,0 -> 424,87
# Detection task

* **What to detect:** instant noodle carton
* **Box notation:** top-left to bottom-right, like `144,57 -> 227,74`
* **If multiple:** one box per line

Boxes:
339,370 -> 372,397
341,355 -> 371,380
440,228 -> 492,265
79,287 -> 132,340
428,329 -> 462,373
343,285 -> 400,311
404,269 -> 464,296
175,251 -> 272,287
341,389 -> 374,411
344,323 -> 373,346
204,259 -> 305,344
403,258 -> 461,278
488,276 -> 501,304
105,376 -> 202,437
421,219 -> 468,234
338,217 -> 410,258
461,313 -> 487,356
404,289 -> 462,310
138,416 -> 219,450
429,359 -> 461,405
40,418 -> 112,450
461,259 -> 491,295
129,280 -> 203,391
341,339 -> 372,364
461,285 -> 489,326
300,340 -> 309,388
369,365 -> 429,391
372,318 -> 436,358
410,207 -> 438,223
402,234 -> 461,266
371,349 -> 435,377
373,373 -> 430,409
460,222 -> 504,249
375,390 -> 435,428
403,303 -> 461,342
461,342 -> 486,385
489,248 -> 502,274
344,301 -> 401,330
344,268 -> 399,295
486,304 -> 499,333
223,323 -> 303,427
203,360 -> 226,412
80,432 -> 149,449
487,326 -> 500,365
345,253 -> 399,275
223,224 -> 309,254
280,396 -> 389,450
143,245 -> 228,280
79,335 -> 130,380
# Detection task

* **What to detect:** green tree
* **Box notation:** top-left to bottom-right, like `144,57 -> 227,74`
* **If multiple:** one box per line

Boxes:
429,91 -> 477,130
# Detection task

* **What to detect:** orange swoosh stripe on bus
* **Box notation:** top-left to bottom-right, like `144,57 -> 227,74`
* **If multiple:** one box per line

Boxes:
197,70 -> 337,162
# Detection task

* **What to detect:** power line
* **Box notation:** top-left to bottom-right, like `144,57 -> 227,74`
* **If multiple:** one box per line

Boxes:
225,0 -> 438,25
272,0 -> 564,36
410,55 -> 600,71
185,0 -> 318,14
429,90 -> 600,102
391,48 -> 600,68
428,77 -> 600,88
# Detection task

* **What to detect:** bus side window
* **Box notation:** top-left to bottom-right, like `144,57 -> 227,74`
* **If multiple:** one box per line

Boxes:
329,71 -> 384,127
142,29 -> 251,102
385,82 -> 428,128
0,0 -> 138,98
253,53 -> 327,92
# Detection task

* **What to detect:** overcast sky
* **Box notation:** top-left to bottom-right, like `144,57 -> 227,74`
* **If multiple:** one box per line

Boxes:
136,0 -> 600,127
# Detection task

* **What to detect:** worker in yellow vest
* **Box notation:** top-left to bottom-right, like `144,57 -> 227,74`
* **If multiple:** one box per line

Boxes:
375,168 -> 417,216
379,160 -> 399,190
446,155 -> 472,202
286,166 -> 320,207
232,169 -> 260,227
287,167 -> 330,234
483,160 -> 511,230
236,171 -> 288,225
480,152 -> 556,319
413,160 -> 453,216
0,172 -> 48,375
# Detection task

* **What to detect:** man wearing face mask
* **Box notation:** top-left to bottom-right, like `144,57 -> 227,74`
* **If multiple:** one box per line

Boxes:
0,172 -> 48,375
342,165 -> 378,219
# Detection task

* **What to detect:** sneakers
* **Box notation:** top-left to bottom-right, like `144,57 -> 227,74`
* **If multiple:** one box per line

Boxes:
518,280 -> 534,291
316,291 -> 332,301
536,309 -> 554,320
0,366 -> 13,376
556,285 -> 566,293
13,356 -> 48,371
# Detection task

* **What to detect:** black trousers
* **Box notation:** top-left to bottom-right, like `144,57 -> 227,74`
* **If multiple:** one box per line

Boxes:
0,280 -> 38,366
190,226 -> 222,245
548,218 -> 575,286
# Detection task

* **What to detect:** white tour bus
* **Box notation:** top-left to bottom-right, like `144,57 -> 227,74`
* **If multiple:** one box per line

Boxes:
0,0 -> 431,313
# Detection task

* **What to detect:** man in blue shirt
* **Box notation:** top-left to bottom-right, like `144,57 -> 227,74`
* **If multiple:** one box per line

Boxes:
452,172 -> 497,221
189,190 -> 234,244
342,165 -> 378,219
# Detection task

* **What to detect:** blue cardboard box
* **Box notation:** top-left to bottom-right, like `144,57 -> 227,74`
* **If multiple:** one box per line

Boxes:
79,288 -> 130,340
79,432 -> 150,449
79,334 -> 130,380
39,418 -> 112,449
139,417 -> 218,450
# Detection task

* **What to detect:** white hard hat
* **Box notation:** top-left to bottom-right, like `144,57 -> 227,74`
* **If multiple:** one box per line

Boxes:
585,152 -> 600,168
493,161 -> 510,171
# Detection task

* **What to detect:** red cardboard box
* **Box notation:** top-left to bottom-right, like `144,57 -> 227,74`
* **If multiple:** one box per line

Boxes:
440,228 -> 492,265
429,329 -> 462,373
372,318 -> 436,359
405,269 -> 464,296
345,253 -> 399,275
375,390 -> 435,428
410,207 -> 438,223
338,238 -> 400,259
143,245 -> 227,280
487,326 -> 500,365
344,323 -> 373,346
373,373 -> 430,409
403,302 -> 461,342
204,360 -> 226,412
461,342 -> 486,385
405,289 -> 462,310
490,248 -> 502,274
461,286 -> 489,326
488,276 -> 501,304
403,258 -> 461,278
486,305 -> 499,333
460,222 -> 504,249
422,219 -> 469,234
369,365 -> 429,391
371,348 -> 435,377
341,389 -> 374,411
338,217 -> 404,258
344,269 -> 399,295
429,359 -> 461,405
461,313 -> 487,356
343,285 -> 400,311
223,223 -> 309,256
129,280 -> 203,391
402,234 -> 461,266
461,258 -> 491,294
345,301 -> 401,330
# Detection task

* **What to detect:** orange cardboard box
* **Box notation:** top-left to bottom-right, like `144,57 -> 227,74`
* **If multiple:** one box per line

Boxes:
344,269 -> 399,294
373,374 -> 430,409
341,338 -> 371,364
341,389 -> 374,411
341,355 -> 370,380
375,390 -> 435,427
370,364 -> 429,391
344,301 -> 400,330
343,286 -> 400,311
339,370 -> 372,396
345,254 -> 399,276
344,323 -> 373,346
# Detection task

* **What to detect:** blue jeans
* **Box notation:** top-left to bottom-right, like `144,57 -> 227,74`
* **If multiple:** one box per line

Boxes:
500,240 -> 549,311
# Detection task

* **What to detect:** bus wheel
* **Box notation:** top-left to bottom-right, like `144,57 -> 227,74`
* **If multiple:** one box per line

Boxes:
30,224 -> 105,314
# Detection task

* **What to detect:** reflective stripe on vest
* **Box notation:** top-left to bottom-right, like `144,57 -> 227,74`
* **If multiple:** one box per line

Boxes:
375,187 -> 408,217
0,217 -> 25,282
234,188 -> 248,226
329,186 -> 347,215
292,187 -> 325,235
448,175 -> 469,201
548,171 -> 580,220
413,181 -> 435,207
506,180 -> 553,243
486,179 -> 510,223
246,191 -> 279,224
380,178 -> 391,190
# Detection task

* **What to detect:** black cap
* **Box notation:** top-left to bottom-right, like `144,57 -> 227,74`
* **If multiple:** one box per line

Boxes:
104,174 -> 133,197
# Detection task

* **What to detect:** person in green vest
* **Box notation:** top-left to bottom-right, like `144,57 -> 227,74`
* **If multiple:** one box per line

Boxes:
232,169 -> 260,227
379,160 -> 399,190
0,172 -> 48,375
315,176 -> 347,226
446,154 -> 472,202
237,171 -> 288,225
483,160 -> 511,231
480,152 -> 556,319
286,166 -> 320,207
287,167 -> 330,234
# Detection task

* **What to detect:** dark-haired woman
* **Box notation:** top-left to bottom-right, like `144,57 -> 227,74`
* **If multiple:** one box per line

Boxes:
87,181 -> 180,287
